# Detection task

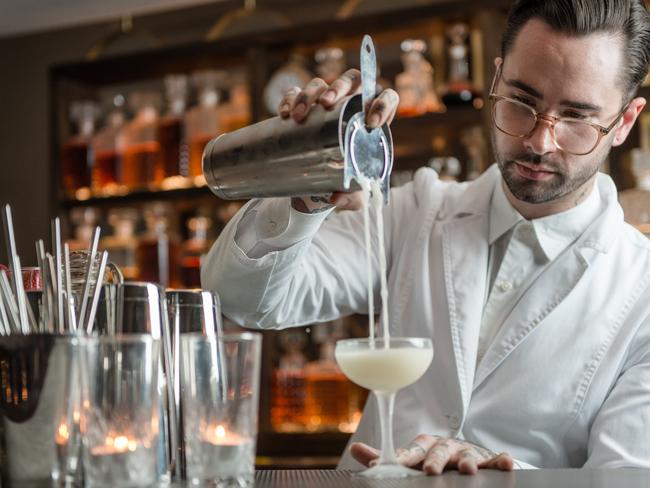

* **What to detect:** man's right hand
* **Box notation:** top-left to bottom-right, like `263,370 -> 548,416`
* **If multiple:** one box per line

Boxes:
278,69 -> 399,213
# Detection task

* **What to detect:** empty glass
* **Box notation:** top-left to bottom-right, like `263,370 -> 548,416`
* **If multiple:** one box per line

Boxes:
80,335 -> 161,488
180,332 -> 261,487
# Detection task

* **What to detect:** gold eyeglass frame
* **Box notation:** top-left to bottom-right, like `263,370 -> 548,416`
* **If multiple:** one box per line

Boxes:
488,64 -> 629,156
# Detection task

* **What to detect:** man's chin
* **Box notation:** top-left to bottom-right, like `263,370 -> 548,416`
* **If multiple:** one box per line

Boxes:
501,166 -> 563,204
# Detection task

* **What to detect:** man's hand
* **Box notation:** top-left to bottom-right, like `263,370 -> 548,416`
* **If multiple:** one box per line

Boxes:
350,435 -> 514,475
279,69 -> 399,213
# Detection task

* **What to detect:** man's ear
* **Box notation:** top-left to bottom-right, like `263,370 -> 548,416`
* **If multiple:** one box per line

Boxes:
612,97 -> 646,147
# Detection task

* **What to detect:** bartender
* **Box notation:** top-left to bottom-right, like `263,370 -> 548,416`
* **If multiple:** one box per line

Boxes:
203,0 -> 650,475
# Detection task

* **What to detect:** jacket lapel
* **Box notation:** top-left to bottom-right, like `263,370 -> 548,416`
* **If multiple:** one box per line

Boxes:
472,173 -> 624,390
440,167 -> 497,414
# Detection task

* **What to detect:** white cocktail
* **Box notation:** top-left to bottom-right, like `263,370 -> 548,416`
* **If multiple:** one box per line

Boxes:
335,337 -> 433,478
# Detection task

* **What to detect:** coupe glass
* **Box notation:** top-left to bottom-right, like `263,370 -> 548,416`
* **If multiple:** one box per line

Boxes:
335,337 -> 433,478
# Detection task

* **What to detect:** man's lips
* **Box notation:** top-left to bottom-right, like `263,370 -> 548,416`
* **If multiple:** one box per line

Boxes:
513,161 -> 556,181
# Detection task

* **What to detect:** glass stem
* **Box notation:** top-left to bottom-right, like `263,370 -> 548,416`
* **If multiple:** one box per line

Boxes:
375,390 -> 399,465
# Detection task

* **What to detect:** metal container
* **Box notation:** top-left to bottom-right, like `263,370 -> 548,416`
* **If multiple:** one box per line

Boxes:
0,334 -> 80,484
202,93 -> 393,201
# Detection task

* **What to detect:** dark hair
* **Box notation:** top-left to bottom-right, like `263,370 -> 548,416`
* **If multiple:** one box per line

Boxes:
501,0 -> 650,96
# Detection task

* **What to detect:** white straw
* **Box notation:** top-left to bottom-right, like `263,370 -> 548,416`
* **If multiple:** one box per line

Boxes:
85,251 -> 108,335
78,226 -> 101,331
52,218 -> 64,334
2,205 -> 29,333
64,243 -> 74,331
0,270 -> 21,334
36,240 -> 50,332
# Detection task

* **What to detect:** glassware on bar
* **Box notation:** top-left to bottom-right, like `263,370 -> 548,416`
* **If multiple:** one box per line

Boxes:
180,332 -> 261,487
185,70 -> 226,179
335,337 -> 433,478
80,335 -> 161,488
158,74 -> 190,185
61,101 -> 99,198
120,91 -> 163,190
0,335 -> 81,484
262,53 -> 312,116
92,94 -> 126,195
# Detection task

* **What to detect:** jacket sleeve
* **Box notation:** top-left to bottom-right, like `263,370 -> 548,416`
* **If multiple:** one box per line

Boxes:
200,170 -> 439,329
582,319 -> 650,468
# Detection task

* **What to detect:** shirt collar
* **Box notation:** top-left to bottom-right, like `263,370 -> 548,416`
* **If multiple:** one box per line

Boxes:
488,179 -> 602,260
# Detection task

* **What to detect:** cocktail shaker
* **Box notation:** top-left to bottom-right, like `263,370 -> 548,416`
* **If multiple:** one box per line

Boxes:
202,36 -> 393,202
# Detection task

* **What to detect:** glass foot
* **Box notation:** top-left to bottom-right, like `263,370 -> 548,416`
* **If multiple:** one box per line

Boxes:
357,463 -> 425,479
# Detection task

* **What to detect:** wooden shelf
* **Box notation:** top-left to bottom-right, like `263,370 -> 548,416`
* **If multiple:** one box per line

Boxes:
61,185 -> 215,209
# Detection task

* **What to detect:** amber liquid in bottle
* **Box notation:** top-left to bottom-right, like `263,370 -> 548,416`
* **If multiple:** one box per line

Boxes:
271,369 -> 306,432
121,141 -> 163,188
189,134 -> 214,177
93,149 -> 119,188
303,367 -> 356,431
62,140 -> 92,195
158,116 -> 188,178
136,235 -> 182,288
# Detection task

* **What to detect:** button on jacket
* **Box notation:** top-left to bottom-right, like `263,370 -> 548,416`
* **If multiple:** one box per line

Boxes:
202,164 -> 650,470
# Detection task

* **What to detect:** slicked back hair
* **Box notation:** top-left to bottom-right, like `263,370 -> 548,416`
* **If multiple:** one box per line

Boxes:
501,0 -> 650,97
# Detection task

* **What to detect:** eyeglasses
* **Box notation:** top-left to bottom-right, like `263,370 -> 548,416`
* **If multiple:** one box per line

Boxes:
488,65 -> 628,156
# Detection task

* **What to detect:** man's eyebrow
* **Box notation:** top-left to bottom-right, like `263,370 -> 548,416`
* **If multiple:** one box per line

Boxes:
503,77 -> 542,98
503,76 -> 602,112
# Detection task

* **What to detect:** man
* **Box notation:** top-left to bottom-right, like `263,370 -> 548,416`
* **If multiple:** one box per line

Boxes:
203,0 -> 650,474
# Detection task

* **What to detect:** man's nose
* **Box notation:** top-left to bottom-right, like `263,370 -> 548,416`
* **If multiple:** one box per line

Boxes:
523,118 -> 558,155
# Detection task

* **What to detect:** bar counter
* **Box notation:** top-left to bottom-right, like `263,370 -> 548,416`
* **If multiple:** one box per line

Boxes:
5,468 -> 650,487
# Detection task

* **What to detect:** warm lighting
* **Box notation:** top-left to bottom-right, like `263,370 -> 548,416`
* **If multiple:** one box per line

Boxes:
91,434 -> 139,455
56,423 -> 70,444
202,423 -> 246,446
215,424 -> 226,439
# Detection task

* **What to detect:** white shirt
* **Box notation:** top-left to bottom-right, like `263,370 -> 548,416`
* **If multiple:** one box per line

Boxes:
203,165 -> 650,470
479,181 -> 602,364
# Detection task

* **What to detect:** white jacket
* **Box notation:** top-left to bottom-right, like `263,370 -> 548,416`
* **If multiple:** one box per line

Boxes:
202,164 -> 650,469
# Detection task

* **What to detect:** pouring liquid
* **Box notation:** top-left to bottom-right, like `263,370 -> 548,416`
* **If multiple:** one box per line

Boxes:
358,177 -> 391,346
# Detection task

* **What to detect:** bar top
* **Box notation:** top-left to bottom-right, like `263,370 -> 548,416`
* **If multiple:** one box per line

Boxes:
254,469 -> 650,487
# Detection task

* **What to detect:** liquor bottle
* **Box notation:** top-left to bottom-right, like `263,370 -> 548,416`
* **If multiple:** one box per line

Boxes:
185,70 -> 226,179
181,216 -> 212,288
619,149 -> 650,234
263,54 -> 312,116
315,47 -> 346,84
158,74 -> 190,186
99,208 -> 140,280
136,203 -> 182,287
440,23 -> 481,106
61,101 -> 99,198
92,94 -> 125,195
271,330 -> 307,432
220,70 -> 251,134
303,321 -> 357,432
120,91 -> 163,189
396,39 -> 443,116
67,207 -> 99,251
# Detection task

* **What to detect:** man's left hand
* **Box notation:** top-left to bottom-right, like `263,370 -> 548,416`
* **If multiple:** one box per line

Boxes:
350,435 -> 514,475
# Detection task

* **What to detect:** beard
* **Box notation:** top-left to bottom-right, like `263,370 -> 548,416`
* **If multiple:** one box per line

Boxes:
492,134 -> 606,204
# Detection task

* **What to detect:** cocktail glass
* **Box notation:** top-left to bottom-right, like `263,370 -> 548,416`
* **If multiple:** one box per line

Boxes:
335,337 -> 433,478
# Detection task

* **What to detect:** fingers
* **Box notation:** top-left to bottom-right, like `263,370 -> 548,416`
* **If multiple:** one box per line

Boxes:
350,442 -> 380,467
366,89 -> 399,129
319,69 -> 362,107
422,439 -> 456,475
394,434 -> 439,468
289,78 -> 329,123
330,191 -> 364,211
479,452 -> 514,472
278,86 -> 301,118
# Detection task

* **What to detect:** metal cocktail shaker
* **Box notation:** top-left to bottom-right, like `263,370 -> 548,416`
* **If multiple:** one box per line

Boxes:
202,36 -> 393,202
